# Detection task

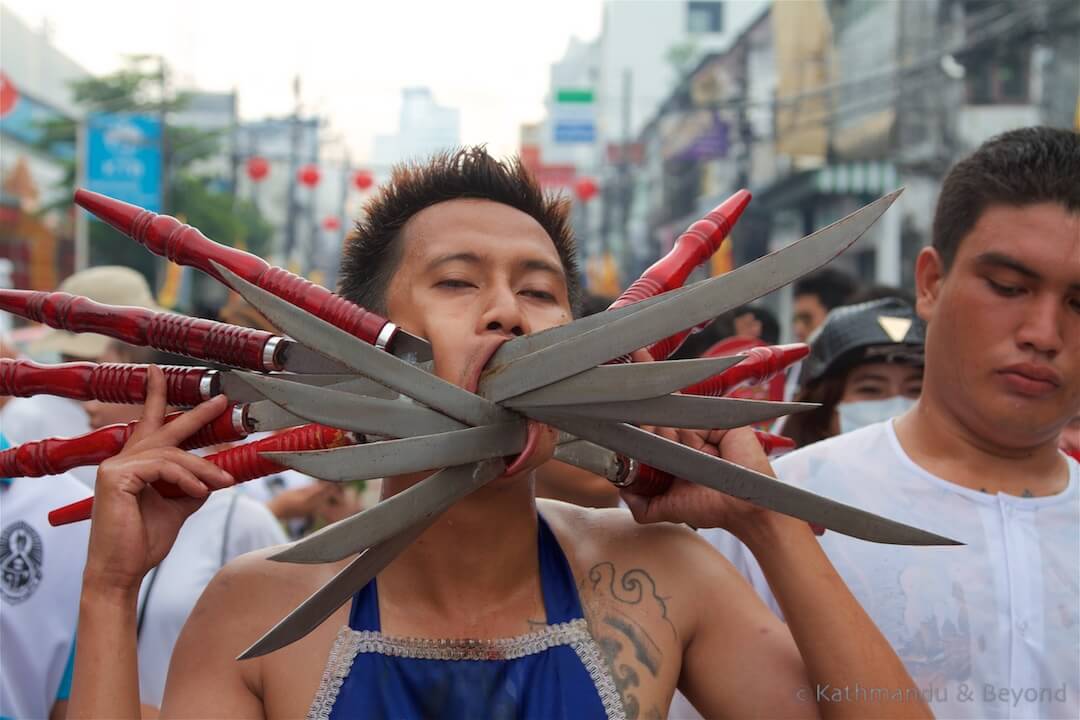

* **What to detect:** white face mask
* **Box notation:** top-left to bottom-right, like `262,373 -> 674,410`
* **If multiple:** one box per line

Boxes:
837,396 -> 916,434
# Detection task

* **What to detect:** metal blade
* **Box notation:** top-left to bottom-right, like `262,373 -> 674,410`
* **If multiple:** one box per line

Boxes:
480,191 -> 902,402
270,459 -> 507,564
238,518 -> 430,659
501,355 -> 743,407
485,281 -> 705,370
552,440 -> 620,481
234,372 -> 464,438
275,341 -> 359,374
217,372 -> 395,404
243,399 -> 309,433
213,262 -> 512,428
537,396 -> 816,429
263,423 -> 525,482
529,410 -> 960,546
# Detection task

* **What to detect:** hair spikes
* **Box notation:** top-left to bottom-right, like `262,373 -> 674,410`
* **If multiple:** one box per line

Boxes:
338,146 -> 581,315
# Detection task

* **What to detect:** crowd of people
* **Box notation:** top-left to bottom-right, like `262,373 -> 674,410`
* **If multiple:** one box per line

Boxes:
0,126 -> 1076,718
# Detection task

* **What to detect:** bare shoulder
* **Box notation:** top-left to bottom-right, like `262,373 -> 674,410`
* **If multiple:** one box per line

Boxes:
165,544 -> 352,716
538,499 -> 742,589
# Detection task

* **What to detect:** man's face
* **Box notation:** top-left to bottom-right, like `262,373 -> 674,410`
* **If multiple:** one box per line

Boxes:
792,294 -> 828,342
383,199 -> 573,474
916,203 -> 1080,449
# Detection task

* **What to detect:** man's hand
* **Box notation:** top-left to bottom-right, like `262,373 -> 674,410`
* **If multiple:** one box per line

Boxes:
83,366 -> 235,596
620,425 -> 779,538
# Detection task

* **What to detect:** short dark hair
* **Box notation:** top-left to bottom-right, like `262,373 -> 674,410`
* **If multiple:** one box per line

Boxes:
793,268 -> 858,310
933,127 -> 1080,270
734,304 -> 780,345
338,146 -> 581,314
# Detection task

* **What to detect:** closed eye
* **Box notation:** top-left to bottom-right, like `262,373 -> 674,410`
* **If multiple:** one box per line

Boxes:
986,278 -> 1024,297
435,279 -> 476,290
521,289 -> 557,302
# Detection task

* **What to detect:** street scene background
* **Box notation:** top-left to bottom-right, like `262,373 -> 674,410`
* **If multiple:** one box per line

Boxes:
1,0 -> 1078,341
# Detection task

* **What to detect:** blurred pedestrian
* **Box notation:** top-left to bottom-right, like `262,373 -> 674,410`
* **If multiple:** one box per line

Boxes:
780,297 -> 925,448
791,267 -> 859,343
731,303 -> 779,344
0,431 -> 89,720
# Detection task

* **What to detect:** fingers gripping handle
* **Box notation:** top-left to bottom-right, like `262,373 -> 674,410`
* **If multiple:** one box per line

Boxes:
612,429 -> 796,497
0,359 -> 208,406
73,189 -> 394,349
47,424 -> 351,526
0,406 -> 247,478
0,289 -> 278,371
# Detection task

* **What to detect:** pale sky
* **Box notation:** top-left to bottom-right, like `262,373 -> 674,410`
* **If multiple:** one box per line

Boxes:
3,0 -> 605,160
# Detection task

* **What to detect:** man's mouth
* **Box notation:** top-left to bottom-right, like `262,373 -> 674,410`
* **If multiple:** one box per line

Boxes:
997,362 -> 1062,397
465,338 -> 544,475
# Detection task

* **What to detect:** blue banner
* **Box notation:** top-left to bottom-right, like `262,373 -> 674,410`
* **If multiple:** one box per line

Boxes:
85,112 -> 162,212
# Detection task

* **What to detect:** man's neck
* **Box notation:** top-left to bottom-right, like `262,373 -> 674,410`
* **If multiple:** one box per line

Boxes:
893,395 -> 1070,497
375,471 -> 544,634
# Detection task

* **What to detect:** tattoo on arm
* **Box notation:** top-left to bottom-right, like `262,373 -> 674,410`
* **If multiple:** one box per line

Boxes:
586,562 -> 677,719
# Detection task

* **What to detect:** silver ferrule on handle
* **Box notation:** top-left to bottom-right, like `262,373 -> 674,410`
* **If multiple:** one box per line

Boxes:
262,336 -> 285,370
610,455 -> 639,487
232,404 -> 248,434
374,322 -> 397,351
199,370 -> 218,401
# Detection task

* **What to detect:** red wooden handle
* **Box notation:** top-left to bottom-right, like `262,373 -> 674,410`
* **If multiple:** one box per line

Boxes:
0,359 -> 208,406
0,289 -> 278,371
0,406 -> 246,478
48,424 -> 352,525
74,189 -> 393,348
603,190 -> 750,361
681,344 -> 809,397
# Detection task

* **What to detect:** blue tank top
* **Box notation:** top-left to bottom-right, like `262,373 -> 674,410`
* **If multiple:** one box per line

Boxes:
307,515 -> 623,720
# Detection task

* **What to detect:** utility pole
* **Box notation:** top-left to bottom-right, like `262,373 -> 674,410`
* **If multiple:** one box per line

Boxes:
284,75 -> 301,264
617,67 -> 633,265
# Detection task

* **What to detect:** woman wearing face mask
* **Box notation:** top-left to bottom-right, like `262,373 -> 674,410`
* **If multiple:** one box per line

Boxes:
781,297 -> 925,448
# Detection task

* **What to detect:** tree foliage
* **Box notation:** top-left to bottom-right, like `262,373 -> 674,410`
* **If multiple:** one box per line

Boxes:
35,56 -> 273,305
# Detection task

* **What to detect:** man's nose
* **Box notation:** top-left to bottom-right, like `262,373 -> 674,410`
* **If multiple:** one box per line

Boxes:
480,286 -> 526,337
1015,294 -> 1064,357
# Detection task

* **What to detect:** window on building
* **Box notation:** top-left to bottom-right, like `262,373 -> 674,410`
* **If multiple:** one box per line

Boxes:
687,1 -> 724,34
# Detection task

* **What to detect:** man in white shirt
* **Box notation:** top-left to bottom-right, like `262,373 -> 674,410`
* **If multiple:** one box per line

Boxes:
700,127 -> 1080,719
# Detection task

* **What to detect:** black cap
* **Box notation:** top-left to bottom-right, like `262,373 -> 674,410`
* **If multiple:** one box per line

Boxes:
800,297 -> 926,387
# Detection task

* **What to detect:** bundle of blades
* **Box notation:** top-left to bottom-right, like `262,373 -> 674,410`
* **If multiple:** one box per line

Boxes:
195,189 -> 965,660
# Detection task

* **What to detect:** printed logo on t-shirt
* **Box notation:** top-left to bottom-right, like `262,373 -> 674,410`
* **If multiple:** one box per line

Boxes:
0,520 -> 44,604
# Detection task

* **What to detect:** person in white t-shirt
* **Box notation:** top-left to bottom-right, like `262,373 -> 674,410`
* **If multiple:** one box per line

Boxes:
0,432 -> 89,720
695,127 -> 1080,720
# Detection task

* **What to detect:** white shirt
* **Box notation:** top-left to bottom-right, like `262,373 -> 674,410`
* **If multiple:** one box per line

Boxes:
702,421 -> 1080,720
0,473 -> 90,720
135,488 -> 287,707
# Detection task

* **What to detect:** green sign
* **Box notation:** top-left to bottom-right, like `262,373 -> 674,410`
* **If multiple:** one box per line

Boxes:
556,89 -> 594,104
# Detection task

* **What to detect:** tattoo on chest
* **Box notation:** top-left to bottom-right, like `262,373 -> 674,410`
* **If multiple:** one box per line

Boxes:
585,562 -> 676,720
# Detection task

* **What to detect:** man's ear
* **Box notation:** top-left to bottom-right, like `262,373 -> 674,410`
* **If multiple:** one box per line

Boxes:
914,247 -> 945,323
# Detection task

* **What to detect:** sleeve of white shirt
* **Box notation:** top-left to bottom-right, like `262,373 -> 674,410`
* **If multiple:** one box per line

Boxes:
224,494 -> 288,560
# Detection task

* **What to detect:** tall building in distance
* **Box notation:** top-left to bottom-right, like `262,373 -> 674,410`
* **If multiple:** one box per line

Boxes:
372,87 -> 460,167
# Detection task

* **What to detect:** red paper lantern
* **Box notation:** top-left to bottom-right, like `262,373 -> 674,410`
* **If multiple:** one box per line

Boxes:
0,71 -> 19,117
321,215 -> 341,231
246,156 -> 270,182
352,169 -> 374,191
574,177 -> 598,203
297,164 -> 321,188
